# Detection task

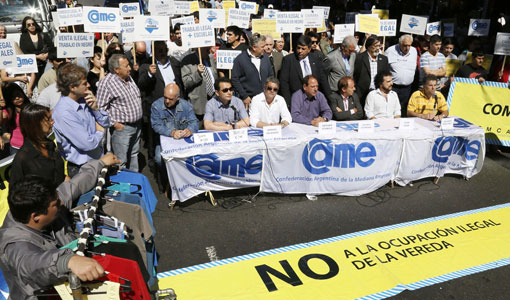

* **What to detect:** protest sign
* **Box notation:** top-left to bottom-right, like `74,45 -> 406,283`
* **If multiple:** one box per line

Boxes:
190,1 -> 200,13
181,24 -> 215,48
239,1 -> 257,14
358,14 -> 380,35
227,9 -> 250,29
316,19 -> 327,33
400,14 -> 427,35
216,50 -> 242,69
426,21 -> 441,35
333,24 -> 355,44
119,2 -> 141,17
302,9 -> 324,28
12,55 -> 38,74
174,1 -> 191,15
57,7 -> 84,26
443,23 -> 454,37
372,9 -> 389,20
0,40 -> 17,69
149,0 -> 175,16
52,11 -> 60,28
223,0 -> 236,23
83,6 -> 121,33
355,13 -> 377,31
56,33 -> 94,58
120,19 -> 135,43
494,32 -> 510,56
263,9 -> 278,19
445,59 -> 462,76
200,9 -> 226,29
312,5 -> 330,20
252,19 -> 279,40
134,16 -> 170,41
276,12 -> 304,33
468,19 -> 490,36
379,19 -> 397,36
171,16 -> 194,28
345,12 -> 356,24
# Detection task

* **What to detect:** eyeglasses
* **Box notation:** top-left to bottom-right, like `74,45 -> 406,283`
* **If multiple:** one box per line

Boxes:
220,87 -> 234,93
26,23 -> 35,27
266,87 -> 278,92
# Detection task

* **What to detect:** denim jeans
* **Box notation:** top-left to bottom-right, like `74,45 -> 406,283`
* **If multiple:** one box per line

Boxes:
111,122 -> 141,172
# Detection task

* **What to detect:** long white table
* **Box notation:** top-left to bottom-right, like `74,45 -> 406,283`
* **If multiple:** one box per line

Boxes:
161,118 -> 485,202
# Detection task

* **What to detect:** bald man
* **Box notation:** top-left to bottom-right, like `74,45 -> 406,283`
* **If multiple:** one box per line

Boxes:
125,41 -> 150,83
150,83 -> 199,192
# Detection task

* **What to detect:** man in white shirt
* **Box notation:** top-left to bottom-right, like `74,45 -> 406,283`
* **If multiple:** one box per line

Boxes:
249,77 -> 292,128
364,71 -> 401,119
385,34 -> 417,116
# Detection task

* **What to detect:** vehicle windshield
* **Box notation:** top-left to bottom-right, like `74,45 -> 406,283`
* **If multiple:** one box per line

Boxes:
0,0 -> 43,23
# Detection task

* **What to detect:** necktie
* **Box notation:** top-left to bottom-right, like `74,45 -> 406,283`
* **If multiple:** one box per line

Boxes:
203,67 -> 215,99
303,60 -> 311,77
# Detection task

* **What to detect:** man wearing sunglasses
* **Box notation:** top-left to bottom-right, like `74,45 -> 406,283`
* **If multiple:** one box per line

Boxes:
204,78 -> 250,131
249,77 -> 292,128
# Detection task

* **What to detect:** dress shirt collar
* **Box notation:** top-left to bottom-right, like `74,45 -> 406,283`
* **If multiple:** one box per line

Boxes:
61,96 -> 87,111
396,46 -> 410,57
302,89 -> 316,101
214,96 -> 231,108
247,50 -> 260,59
368,54 -> 378,62
157,58 -> 172,68
112,72 -> 133,84
299,55 -> 310,64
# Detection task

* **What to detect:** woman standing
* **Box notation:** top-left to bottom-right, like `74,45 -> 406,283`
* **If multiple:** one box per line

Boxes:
19,17 -> 52,86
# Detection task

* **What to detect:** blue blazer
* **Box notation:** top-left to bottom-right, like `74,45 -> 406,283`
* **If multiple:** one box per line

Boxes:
231,50 -> 274,100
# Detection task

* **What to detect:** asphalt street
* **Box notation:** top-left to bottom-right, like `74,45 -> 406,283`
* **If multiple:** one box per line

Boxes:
142,148 -> 510,300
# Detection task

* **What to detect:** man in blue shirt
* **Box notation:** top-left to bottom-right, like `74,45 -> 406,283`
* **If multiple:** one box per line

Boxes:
151,83 -> 199,192
53,63 -> 110,177
291,75 -> 332,126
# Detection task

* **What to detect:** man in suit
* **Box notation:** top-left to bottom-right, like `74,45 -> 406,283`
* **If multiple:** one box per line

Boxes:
353,35 -> 390,106
231,33 -> 274,110
329,76 -> 363,121
263,35 -> 283,77
279,35 -> 332,108
323,35 -> 357,93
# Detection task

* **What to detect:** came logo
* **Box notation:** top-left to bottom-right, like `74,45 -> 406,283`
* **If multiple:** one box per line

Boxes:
431,137 -> 480,163
122,5 -> 138,13
206,10 -> 217,22
408,17 -> 419,28
240,2 -> 255,10
185,154 -> 262,180
428,24 -> 440,33
472,20 -> 488,30
88,10 -> 116,24
302,139 -> 376,175
145,18 -> 159,33
16,56 -> 34,68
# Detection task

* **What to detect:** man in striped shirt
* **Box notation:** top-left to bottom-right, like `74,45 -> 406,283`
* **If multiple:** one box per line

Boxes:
407,75 -> 449,121
97,54 -> 143,171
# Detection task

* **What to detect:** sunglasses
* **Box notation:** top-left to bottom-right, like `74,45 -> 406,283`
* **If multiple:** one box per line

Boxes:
220,87 -> 234,93
26,23 -> 35,27
266,87 -> 278,92
311,41 -> 318,44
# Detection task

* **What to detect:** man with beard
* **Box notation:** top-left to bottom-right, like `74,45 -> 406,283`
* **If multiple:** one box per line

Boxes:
364,71 -> 401,119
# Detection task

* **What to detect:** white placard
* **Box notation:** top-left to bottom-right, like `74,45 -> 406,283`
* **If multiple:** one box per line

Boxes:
302,9 -> 324,28
227,9 -> 250,29
120,19 -> 136,43
200,9 -> 226,29
379,19 -> 396,36
400,14 -> 427,35
494,32 -> 510,56
345,12 -> 356,24
318,121 -> 336,136
229,128 -> 249,142
172,16 -> 195,28
312,6 -> 330,20
83,6 -> 121,33
12,55 -> 38,74
181,24 -> 215,48
216,50 -> 242,69
56,33 -> 95,58
149,0 -> 175,16
193,132 -> 215,144
133,16 -> 170,41
263,9 -> 278,19
0,40 -> 17,69
399,118 -> 415,131
263,125 -> 282,140
468,19 -> 490,36
333,24 -> 355,44
174,1 -> 191,15
57,7 -> 84,26
239,1 -> 257,14
426,21 -> 441,35
354,13 -> 377,32
443,23 -> 454,37
119,2 -> 141,17
52,11 -> 60,28
276,12 -> 304,33
440,117 -> 454,130
357,120 -> 375,133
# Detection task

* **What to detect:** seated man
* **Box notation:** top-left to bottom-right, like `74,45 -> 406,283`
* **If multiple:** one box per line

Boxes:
0,154 -> 120,299
151,83 -> 199,192
407,75 -> 449,121
329,76 -> 364,121
364,71 -> 401,119
204,77 -> 250,131
291,75 -> 332,126
249,77 -> 292,128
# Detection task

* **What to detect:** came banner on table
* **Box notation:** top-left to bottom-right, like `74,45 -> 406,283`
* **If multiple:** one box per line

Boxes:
447,78 -> 510,146
260,138 -> 401,196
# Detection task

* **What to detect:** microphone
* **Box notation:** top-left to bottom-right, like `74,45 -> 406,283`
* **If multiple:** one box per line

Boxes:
230,105 -> 238,121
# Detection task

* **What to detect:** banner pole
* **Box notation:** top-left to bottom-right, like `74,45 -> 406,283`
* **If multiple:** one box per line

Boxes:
152,41 -> 155,65
290,33 -> 293,53
382,36 -> 386,53
101,32 -> 105,57
229,69 -> 231,79
132,47 -> 137,66
198,48 -> 203,65
500,55 -> 507,79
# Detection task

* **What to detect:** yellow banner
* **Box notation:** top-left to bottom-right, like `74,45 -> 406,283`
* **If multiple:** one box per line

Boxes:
372,9 -> 389,20
0,156 -> 14,226
158,204 -> 510,299
252,19 -> 280,40
316,19 -> 327,33
448,79 -> 510,145
223,1 -> 236,25
446,59 -> 462,76
358,15 -> 380,35
190,1 -> 200,13
465,52 -> 493,72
